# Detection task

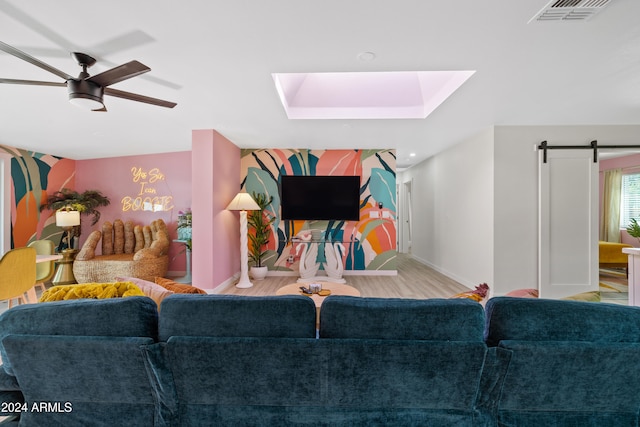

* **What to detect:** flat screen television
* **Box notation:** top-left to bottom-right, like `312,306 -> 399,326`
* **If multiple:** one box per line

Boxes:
280,175 -> 360,221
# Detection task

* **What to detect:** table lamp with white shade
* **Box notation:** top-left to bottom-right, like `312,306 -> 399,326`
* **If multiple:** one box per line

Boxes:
55,208 -> 81,249
226,192 -> 260,288
53,207 -> 81,285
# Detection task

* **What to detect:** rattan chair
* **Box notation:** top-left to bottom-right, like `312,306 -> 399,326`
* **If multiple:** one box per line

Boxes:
0,247 -> 37,308
28,239 -> 56,293
73,219 -> 170,283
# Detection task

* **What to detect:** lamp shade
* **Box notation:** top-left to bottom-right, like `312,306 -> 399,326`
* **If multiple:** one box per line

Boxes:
226,192 -> 260,211
56,210 -> 81,227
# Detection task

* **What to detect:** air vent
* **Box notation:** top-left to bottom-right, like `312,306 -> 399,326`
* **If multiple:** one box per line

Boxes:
530,0 -> 613,22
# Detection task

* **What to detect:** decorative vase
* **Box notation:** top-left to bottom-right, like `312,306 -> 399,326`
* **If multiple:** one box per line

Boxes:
250,266 -> 268,281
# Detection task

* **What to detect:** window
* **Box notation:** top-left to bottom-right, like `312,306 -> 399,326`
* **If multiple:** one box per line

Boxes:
620,173 -> 640,228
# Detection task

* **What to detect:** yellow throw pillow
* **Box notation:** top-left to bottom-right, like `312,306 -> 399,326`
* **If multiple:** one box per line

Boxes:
561,291 -> 601,302
39,282 -> 144,302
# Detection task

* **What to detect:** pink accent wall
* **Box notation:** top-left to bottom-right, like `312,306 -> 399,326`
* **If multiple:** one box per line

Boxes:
75,151 -> 192,272
191,130 -> 240,289
599,153 -> 640,246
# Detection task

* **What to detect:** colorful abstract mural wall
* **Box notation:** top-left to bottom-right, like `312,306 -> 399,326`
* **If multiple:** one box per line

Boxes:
1,145 -> 75,248
241,149 -> 396,272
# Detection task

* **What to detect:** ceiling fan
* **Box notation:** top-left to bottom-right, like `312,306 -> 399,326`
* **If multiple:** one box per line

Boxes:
0,40 -> 177,111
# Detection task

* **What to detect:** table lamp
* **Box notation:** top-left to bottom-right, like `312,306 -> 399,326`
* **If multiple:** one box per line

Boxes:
55,207 -> 81,250
52,207 -> 81,285
226,192 -> 260,288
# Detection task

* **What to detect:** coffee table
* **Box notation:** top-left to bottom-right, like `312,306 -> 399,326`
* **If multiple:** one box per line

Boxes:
276,282 -> 361,327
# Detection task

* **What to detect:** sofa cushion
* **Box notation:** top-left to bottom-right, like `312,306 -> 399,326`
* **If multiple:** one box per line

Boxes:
0,297 -> 158,375
319,296 -> 485,341
158,294 -> 317,341
0,390 -> 24,417
495,340 -> 640,426
3,335 -> 159,426
484,297 -> 640,346
164,336 -> 490,426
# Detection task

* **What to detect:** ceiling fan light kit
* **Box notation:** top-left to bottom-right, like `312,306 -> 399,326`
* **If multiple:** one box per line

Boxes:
0,40 -> 176,111
68,79 -> 104,110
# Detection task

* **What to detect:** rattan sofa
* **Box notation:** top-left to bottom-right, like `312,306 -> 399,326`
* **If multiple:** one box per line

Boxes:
73,218 -> 170,283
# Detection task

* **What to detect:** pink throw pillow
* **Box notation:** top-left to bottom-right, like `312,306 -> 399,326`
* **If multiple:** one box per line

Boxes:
116,276 -> 174,309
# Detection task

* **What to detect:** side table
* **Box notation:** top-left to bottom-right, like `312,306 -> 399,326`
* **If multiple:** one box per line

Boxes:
52,249 -> 78,286
173,240 -> 192,284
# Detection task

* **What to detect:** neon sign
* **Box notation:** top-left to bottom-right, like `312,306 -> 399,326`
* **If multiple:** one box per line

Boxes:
121,166 -> 174,212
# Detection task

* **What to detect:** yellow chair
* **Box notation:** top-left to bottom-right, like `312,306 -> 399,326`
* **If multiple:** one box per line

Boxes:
28,240 -> 56,293
0,247 -> 37,308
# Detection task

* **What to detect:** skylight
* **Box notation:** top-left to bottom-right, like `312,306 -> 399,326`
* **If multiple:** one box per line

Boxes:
272,70 -> 475,120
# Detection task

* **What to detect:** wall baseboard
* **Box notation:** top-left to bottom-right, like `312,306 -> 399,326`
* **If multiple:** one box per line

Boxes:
209,272 -> 240,294
410,254 -> 475,290
265,270 -> 397,277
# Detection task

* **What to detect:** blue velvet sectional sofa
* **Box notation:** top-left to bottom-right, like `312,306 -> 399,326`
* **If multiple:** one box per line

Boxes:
1,294 -> 639,426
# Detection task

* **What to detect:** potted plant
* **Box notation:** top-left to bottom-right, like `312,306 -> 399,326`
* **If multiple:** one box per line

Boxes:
247,191 -> 275,280
627,218 -> 640,244
40,188 -> 111,250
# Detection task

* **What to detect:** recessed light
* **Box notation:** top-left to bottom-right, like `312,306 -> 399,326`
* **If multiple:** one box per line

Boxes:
409,153 -> 416,157
357,51 -> 376,62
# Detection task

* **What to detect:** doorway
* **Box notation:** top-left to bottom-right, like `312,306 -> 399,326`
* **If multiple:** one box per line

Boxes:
0,152 -> 10,254
538,149 -> 598,298
399,179 -> 413,254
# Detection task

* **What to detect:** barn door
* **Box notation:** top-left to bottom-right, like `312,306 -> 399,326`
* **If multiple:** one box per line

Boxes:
539,149 -> 598,299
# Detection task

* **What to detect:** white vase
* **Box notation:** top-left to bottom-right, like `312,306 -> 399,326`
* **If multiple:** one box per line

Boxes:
250,266 -> 268,281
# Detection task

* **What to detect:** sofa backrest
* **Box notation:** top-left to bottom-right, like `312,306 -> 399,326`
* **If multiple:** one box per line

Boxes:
0,297 -> 158,375
484,297 -> 640,425
160,295 -> 493,425
484,297 -> 640,346
319,296 -> 486,341
158,294 -> 317,341
3,335 -> 160,426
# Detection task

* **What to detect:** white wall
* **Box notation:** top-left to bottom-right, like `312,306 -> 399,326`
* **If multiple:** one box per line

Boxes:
401,124 -> 640,296
493,125 -> 640,295
399,128 -> 494,289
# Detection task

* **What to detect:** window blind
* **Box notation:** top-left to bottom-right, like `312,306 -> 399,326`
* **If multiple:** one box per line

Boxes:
620,173 -> 640,228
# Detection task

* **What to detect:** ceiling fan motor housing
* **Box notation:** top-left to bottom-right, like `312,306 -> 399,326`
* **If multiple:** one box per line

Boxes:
67,79 -> 104,105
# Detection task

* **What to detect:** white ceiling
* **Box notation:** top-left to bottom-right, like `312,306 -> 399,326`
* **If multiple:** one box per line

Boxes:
0,0 -> 639,168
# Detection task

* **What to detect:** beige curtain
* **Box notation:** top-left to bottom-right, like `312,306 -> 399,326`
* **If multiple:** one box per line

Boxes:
600,168 -> 622,242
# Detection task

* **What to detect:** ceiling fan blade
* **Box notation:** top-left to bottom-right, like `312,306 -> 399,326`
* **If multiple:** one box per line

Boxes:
0,41 -> 73,81
87,60 -> 150,87
0,1 -> 77,53
0,78 -> 65,87
104,87 -> 177,108
90,31 -> 155,57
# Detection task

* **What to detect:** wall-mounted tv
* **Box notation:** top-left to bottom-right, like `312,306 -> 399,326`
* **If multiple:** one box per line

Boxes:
280,175 -> 360,221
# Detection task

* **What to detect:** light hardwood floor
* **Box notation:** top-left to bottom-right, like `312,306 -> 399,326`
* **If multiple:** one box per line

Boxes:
0,254 -> 469,315
219,253 -> 470,299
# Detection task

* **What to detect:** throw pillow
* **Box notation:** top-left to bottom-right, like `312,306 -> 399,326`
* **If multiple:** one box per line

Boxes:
449,283 -> 490,304
155,277 -> 207,294
561,291 -> 601,302
39,282 -> 144,302
505,288 -> 539,298
117,276 -> 174,308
